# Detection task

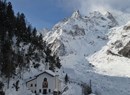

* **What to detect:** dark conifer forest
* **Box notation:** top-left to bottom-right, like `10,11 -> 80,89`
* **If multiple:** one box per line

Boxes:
0,0 -> 61,87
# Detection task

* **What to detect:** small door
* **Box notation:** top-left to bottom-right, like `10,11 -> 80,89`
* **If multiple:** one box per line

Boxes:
43,89 -> 47,94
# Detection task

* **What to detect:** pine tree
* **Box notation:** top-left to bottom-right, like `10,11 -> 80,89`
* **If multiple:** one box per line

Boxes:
26,25 -> 32,42
6,2 -> 15,39
1,39 -> 15,88
56,57 -> 61,68
0,81 -> 4,90
32,27 -> 37,37
65,74 -> 69,84
37,33 -> 44,49
0,81 -> 4,95
13,80 -> 19,91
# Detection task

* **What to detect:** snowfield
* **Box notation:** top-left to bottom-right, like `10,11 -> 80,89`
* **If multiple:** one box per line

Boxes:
44,10 -> 130,95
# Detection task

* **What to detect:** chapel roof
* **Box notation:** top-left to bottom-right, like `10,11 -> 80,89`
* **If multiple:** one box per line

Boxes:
26,70 -> 57,83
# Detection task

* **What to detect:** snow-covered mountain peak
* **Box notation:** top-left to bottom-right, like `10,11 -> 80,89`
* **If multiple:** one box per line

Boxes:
105,11 -> 118,25
44,10 -> 119,56
71,10 -> 81,19
105,10 -> 130,25
88,11 -> 103,17
53,11 -> 117,35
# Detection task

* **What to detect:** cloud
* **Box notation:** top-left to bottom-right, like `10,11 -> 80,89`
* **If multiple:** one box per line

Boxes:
57,0 -> 80,12
58,0 -> 130,15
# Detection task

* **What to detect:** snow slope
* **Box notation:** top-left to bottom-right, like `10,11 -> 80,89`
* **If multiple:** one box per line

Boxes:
44,10 -> 130,95
89,22 -> 130,77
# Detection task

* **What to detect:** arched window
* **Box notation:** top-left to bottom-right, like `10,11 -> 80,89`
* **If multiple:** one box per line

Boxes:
44,78 -> 47,81
43,78 -> 48,88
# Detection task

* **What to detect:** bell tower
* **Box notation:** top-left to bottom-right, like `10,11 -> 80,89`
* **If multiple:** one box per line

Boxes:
45,62 -> 49,70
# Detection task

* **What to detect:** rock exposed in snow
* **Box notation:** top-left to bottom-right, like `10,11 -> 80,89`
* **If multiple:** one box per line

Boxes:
71,10 -> 81,19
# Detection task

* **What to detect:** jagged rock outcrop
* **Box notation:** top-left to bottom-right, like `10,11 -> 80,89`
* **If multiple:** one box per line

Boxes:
118,41 -> 130,58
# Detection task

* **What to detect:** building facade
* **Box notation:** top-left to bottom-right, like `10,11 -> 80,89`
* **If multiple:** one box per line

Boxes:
26,70 -> 61,94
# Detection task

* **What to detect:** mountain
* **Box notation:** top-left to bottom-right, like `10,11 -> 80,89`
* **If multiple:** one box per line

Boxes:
44,10 -> 130,95
44,10 -> 117,56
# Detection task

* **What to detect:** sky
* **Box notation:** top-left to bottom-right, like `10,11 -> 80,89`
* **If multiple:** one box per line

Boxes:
8,0 -> 78,30
8,0 -> 130,30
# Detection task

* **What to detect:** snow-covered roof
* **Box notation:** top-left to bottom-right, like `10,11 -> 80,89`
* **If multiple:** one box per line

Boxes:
26,70 -> 56,83
36,70 -> 56,77
26,77 -> 37,83
54,88 -> 58,92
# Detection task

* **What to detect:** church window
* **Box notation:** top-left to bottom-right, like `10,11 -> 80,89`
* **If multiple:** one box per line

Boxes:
43,78 -> 48,88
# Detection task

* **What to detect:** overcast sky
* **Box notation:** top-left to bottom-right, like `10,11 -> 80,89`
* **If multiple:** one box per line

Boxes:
8,0 -> 130,30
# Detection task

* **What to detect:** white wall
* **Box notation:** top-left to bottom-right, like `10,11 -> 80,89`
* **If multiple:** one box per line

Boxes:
55,76 -> 62,92
36,73 -> 56,94
26,79 -> 36,93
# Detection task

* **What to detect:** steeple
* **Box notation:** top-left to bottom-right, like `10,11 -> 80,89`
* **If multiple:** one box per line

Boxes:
45,62 -> 49,70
